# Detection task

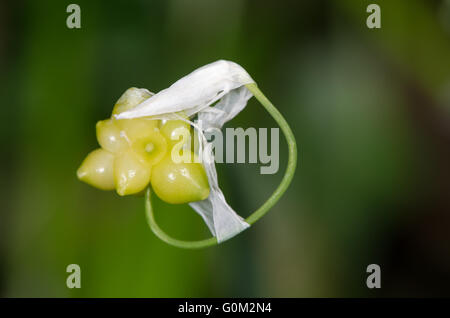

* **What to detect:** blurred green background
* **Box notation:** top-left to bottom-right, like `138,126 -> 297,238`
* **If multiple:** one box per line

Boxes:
1,0 -> 450,297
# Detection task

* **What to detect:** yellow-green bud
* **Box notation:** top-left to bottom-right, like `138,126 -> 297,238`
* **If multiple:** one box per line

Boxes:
115,118 -> 160,141
160,119 -> 191,148
114,150 -> 152,196
96,119 -> 128,153
150,153 -> 210,204
112,87 -> 153,116
77,148 -> 115,190
131,130 -> 167,166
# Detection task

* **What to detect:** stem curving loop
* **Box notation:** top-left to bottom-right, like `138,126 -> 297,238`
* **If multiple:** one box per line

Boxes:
145,83 -> 297,249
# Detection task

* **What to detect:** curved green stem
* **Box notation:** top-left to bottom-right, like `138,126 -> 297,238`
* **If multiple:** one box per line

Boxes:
145,188 -> 218,248
145,83 -> 297,249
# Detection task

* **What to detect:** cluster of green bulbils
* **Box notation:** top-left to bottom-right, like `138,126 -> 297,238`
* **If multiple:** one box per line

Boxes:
77,88 -> 210,204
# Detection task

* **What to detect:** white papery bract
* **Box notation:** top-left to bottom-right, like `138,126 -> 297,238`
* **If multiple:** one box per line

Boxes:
115,60 -> 255,242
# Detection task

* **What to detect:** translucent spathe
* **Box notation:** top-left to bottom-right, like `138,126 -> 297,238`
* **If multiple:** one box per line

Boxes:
116,60 -> 254,119
116,60 -> 255,242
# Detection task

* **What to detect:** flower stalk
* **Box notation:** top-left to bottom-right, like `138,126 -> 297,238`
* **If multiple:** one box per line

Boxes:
145,83 -> 297,249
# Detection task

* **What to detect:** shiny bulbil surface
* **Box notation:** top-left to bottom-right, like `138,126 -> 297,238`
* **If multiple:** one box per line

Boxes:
151,152 -> 210,204
77,87 -> 210,203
